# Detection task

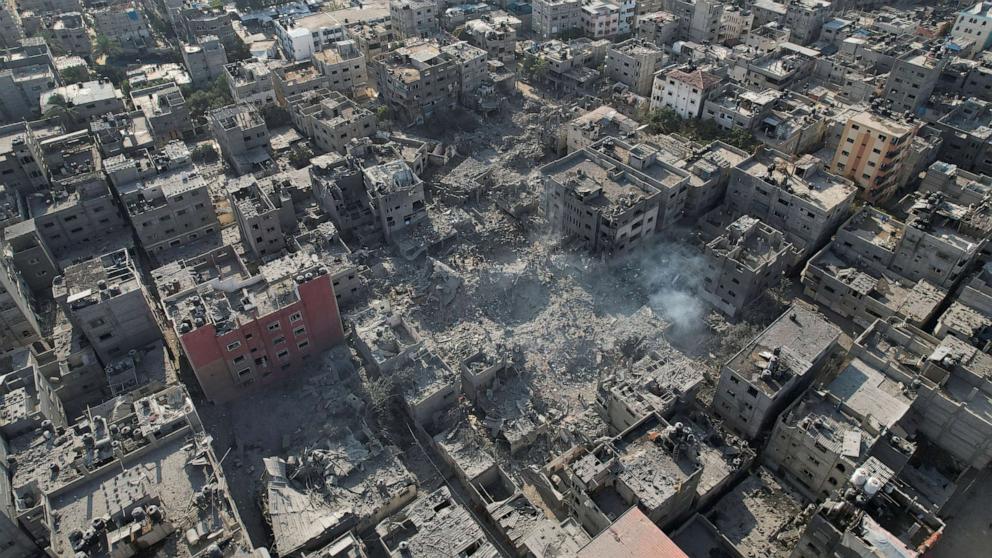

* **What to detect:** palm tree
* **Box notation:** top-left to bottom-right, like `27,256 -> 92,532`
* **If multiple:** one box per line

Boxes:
93,34 -> 122,61
43,94 -> 79,128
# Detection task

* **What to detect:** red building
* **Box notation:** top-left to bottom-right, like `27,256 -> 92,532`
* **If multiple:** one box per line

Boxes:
153,247 -> 345,402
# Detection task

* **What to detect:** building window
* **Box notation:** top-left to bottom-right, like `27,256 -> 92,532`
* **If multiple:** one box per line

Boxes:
267,321 -> 281,331
290,312 -> 303,323
273,336 -> 286,345
277,349 -> 290,359
298,340 -> 309,350
227,341 -> 241,351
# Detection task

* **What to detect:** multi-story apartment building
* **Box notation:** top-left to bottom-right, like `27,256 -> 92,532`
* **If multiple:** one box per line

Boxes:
636,11 -> 679,46
581,1 -> 620,38
90,2 -> 153,53
154,245 -> 345,402
711,303 -> 841,440
532,0 -> 581,39
223,60 -> 276,107
182,36 -> 227,88
883,49 -> 946,114
105,143 -> 219,256
0,255 -> 42,354
312,40 -> 368,94
51,12 -> 90,59
0,121 -> 50,194
951,2 -> 992,54
227,176 -> 295,260
130,82 -> 193,143
829,110 -> 919,204
40,80 -> 126,123
701,216 -> 794,319
541,137 -> 690,256
287,88 -> 377,154
271,60 -> 329,107
372,39 -> 458,125
651,66 -> 722,118
52,249 -> 162,365
0,48 -> 57,122
464,16 -> 518,64
720,147 -> 857,257
605,39 -> 665,97
389,0 -> 438,39
208,103 -> 271,176
935,98 -> 992,176
783,0 -> 830,45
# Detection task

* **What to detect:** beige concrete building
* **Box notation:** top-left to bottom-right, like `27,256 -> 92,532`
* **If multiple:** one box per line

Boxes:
829,110 -> 919,203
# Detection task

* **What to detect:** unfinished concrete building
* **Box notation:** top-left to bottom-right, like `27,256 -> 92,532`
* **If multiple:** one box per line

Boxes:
287,88 -> 377,154
312,40 -> 368,95
389,0 -> 439,39
852,320 -> 992,469
154,246 -> 345,403
883,49 -> 946,115
764,358 -> 916,501
541,137 -> 690,256
129,82 -> 193,143
181,35 -> 227,88
560,105 -> 641,154
936,96 -> 992,173
223,60 -> 276,107
464,15 -> 518,64
272,60 -> 329,107
52,249 -> 161,365
935,262 -> 992,348
701,216 -> 794,319
4,383 -> 262,557
372,39 -> 458,125
207,103 -> 272,176
712,304 -> 841,440
293,221 -> 365,308
227,175 -> 295,260
801,205 -> 982,329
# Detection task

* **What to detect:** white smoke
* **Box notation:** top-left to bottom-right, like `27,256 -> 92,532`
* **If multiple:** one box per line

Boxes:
616,239 -> 710,334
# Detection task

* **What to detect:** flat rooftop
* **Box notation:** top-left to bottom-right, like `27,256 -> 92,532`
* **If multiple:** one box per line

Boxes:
726,304 -> 840,396
738,150 -> 856,211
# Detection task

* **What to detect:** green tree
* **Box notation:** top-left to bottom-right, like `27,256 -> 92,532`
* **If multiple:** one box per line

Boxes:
190,144 -> 219,163
60,66 -> 90,85
184,75 -> 233,123
288,144 -> 314,169
43,94 -> 79,128
261,105 -> 291,129
93,34 -> 122,61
